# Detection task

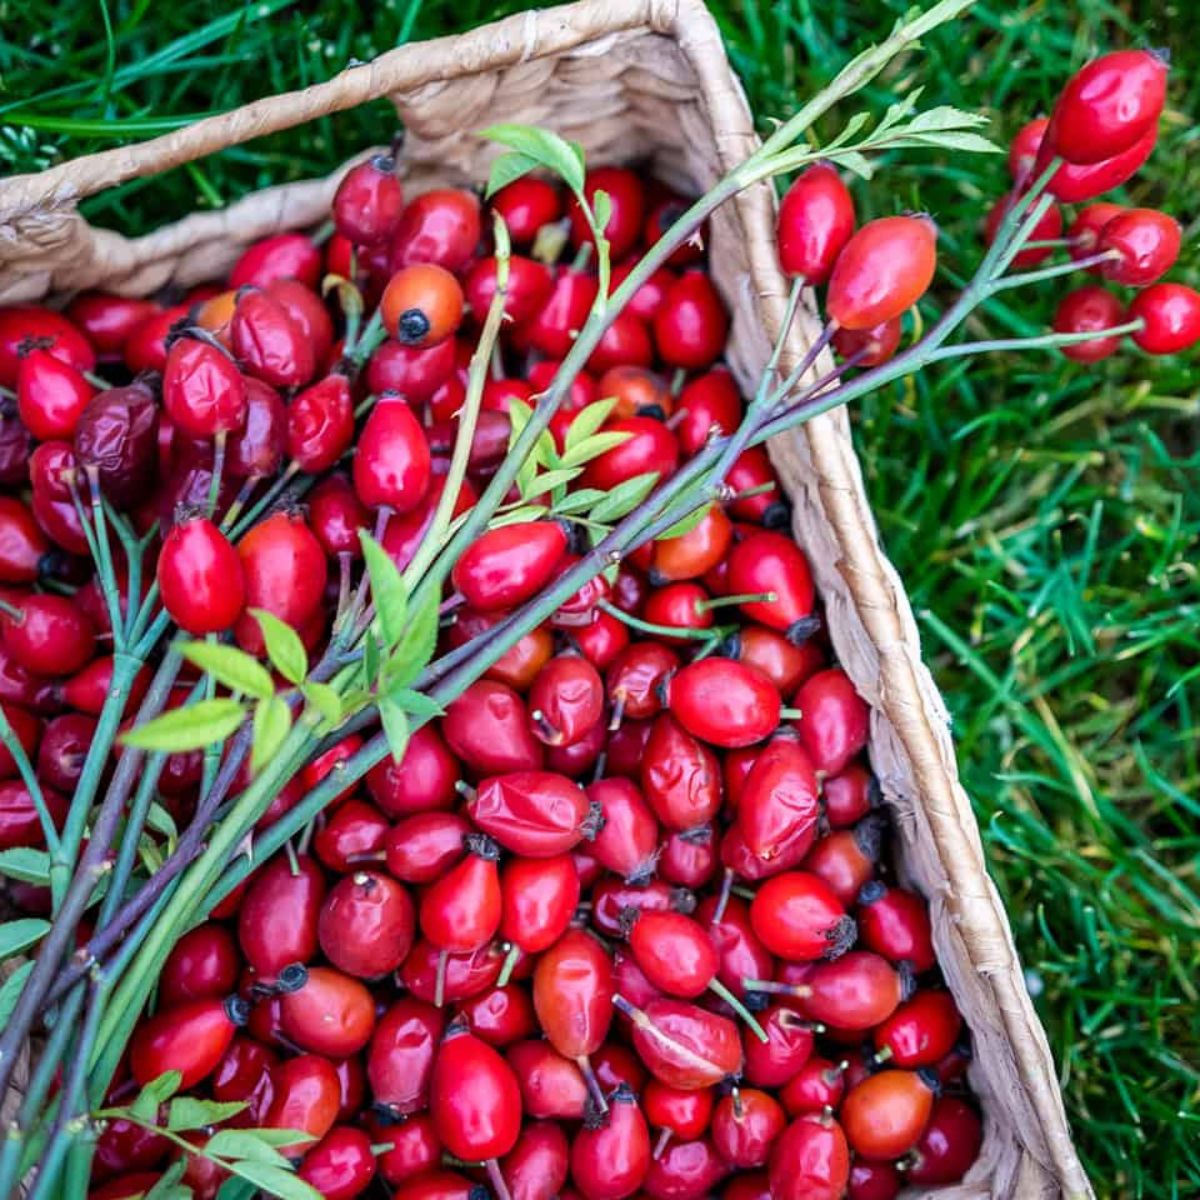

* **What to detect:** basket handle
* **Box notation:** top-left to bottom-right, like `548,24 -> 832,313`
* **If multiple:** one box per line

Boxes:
0,0 -> 678,302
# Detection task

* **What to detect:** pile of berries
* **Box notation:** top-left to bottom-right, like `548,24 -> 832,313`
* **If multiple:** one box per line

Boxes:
7,41 -> 1176,1200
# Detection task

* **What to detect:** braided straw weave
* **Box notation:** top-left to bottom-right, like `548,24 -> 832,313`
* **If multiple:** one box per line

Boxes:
0,1 -> 1092,1196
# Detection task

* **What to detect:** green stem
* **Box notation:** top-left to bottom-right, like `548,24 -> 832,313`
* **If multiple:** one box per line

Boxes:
924,321 -> 1144,362
708,977 -> 770,1043
596,599 -> 723,642
0,706 -> 59,853
403,216 -> 511,588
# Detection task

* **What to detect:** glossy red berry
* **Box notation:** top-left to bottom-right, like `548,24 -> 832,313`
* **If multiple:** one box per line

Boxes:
857,882 -> 936,971
726,531 -> 816,637
777,163 -> 856,284
367,997 -> 445,1114
384,812 -> 469,885
520,268 -> 599,359
582,416 -> 680,492
157,518 -> 245,635
230,288 -> 315,388
507,1039 -> 589,1121
431,1023 -> 523,1161
130,995 -> 248,1089
163,337 -> 247,438
627,910 -> 718,999
1046,49 -> 1167,165
674,369 -> 742,455
501,854 -> 582,961
832,317 -> 903,367
847,1160 -> 902,1200
1053,286 -> 1126,363
1068,202 -> 1124,262
16,349 -> 94,441
0,499 -> 49,585
353,396 -> 432,512
779,1056 -> 847,1116
641,713 -> 722,831
793,667 -> 869,775
391,188 -> 481,273
442,681 -> 545,776
230,233 -> 322,290
468,771 -> 591,857
751,870 -> 854,962
713,1088 -> 787,1168
1008,116 -> 1050,182
466,254 -> 554,325
570,1082 -> 651,1200
382,264 -> 465,346
827,216 -> 937,330
278,964 -> 376,1057
0,305 -> 94,388
800,950 -> 906,1030
491,176 -> 563,244
665,658 -> 780,749
907,1096 -> 983,1185
1129,283 -> 1200,354
1049,126 -> 1157,203
2,595 -> 95,678
318,869 -> 415,978
369,722 -> 461,816
874,989 -> 963,1068
263,1053 -> 341,1150
285,373 -> 354,473
159,923 -> 240,1009
297,1125 -> 377,1200
502,1119 -> 570,1200
569,166 -> 646,260
768,1115 -> 850,1200
841,1068 -> 937,1159
461,984 -> 538,1048
739,733 -> 820,862
451,520 -> 569,612
420,833 -> 502,951
533,928 -> 614,1062
235,511 -> 327,651
653,271 -> 729,369
617,996 -> 742,1090
334,154 -> 403,245
803,820 -> 881,906
237,853 -> 326,977
1098,207 -> 1181,285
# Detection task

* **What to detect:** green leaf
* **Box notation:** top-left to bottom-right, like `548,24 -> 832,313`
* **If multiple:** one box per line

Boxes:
167,1096 -> 248,1132
131,1070 -> 183,1122
657,503 -> 712,540
834,150 -> 875,180
589,471 -> 661,524
564,397 -> 618,452
360,532 -> 408,648
0,918 -> 48,962
384,687 -> 445,722
121,699 -> 246,753
176,641 -> 275,700
216,1180 -> 257,1200
226,1162 -> 322,1200
144,802 -> 179,842
522,468 -> 582,501
480,123 -> 585,195
591,189 -> 612,236
363,631 -> 382,687
143,1160 -> 189,1200
485,150 -> 541,198
489,504 -> 549,528
206,1128 -> 301,1165
251,696 -> 292,776
559,429 -> 633,469
301,682 -> 343,730
385,589 -> 441,691
0,847 -> 51,885
378,696 -> 410,765
0,961 -> 33,1027
904,103 -> 990,133
250,609 -> 308,685
552,487 -> 607,515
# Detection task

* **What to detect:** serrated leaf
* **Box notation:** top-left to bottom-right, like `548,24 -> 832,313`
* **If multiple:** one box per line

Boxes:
821,111 -> 872,152
657,503 -> 712,540
0,847 -> 50,885
522,468 -> 582,500
301,682 -> 343,730
904,104 -> 989,133
251,696 -> 292,776
588,471 -> 661,524
384,688 -> 445,722
227,1162 -> 322,1200
144,802 -> 178,842
899,130 -> 1000,153
378,697 -> 410,765
360,532 -> 408,648
131,1071 -> 183,1122
591,189 -> 612,236
385,589 -> 440,691
167,1096 -> 248,1132
480,124 -> 585,195
0,918 -> 46,961
559,429 -> 633,469
485,150 -> 541,198
143,1160 -> 189,1200
206,1128 -> 299,1165
176,642 -> 274,701
564,397 -> 618,452
251,609 -> 308,686
0,960 -> 32,1027
121,700 -> 246,754
552,488 -> 607,515
835,150 -> 875,180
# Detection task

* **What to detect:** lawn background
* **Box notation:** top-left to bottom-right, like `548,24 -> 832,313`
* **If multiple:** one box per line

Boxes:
2,0 -> 1197,1194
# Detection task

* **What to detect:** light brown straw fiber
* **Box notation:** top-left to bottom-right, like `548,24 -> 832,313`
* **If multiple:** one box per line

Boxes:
0,2 -> 1091,1195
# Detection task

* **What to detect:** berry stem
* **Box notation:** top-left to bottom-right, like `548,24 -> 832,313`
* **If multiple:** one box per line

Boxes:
707,977 -> 771,1043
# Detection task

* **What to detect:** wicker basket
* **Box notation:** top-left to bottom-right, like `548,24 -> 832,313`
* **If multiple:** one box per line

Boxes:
0,1 -> 1092,1196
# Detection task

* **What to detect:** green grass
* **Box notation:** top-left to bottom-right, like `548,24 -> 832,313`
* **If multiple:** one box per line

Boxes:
3,1 -> 1199,1195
